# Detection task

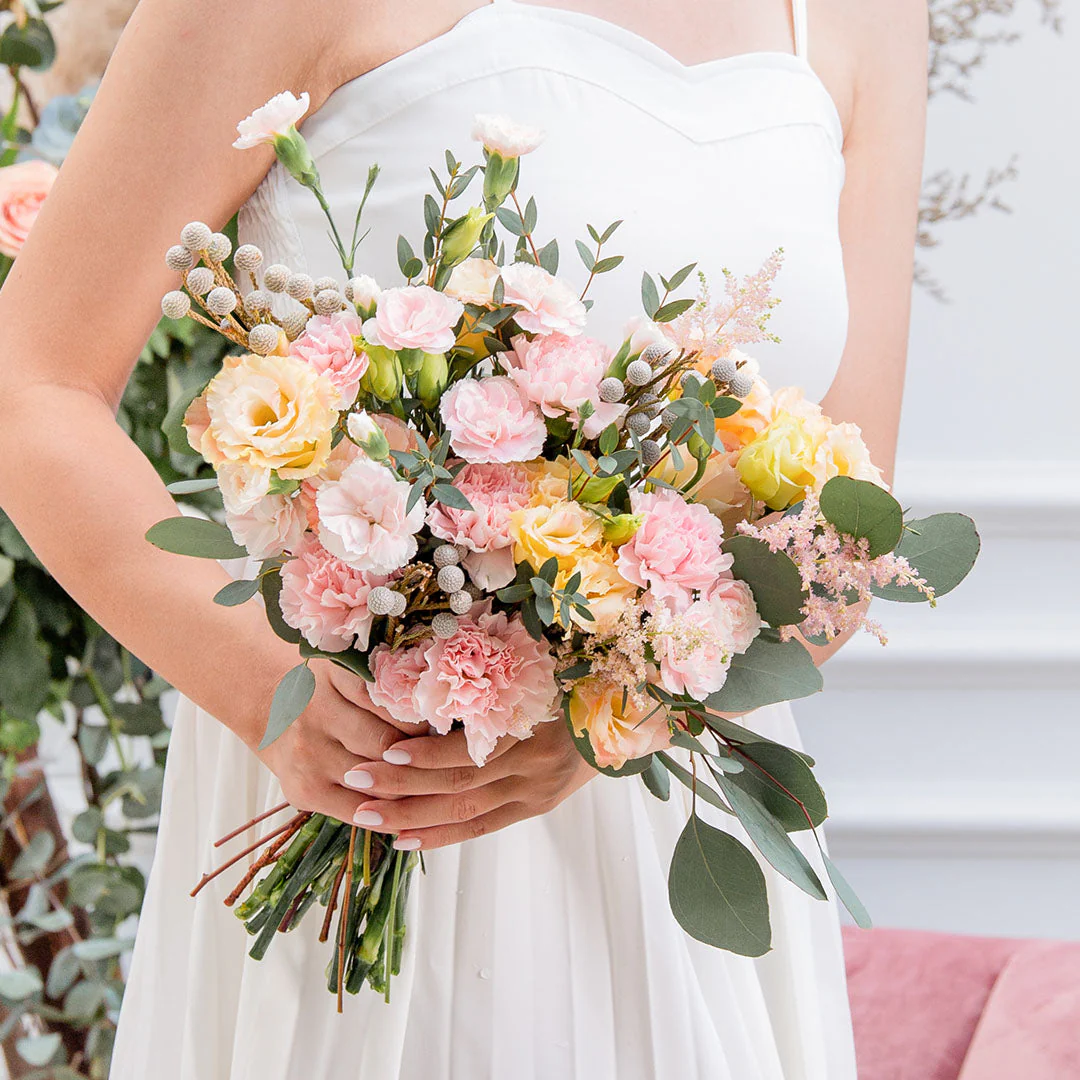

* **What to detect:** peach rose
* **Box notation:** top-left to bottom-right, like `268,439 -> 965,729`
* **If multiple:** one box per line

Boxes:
0,160 -> 58,258
569,677 -> 669,770
510,499 -> 604,571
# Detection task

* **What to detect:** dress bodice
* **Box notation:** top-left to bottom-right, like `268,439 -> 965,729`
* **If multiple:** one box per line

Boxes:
240,0 -> 848,403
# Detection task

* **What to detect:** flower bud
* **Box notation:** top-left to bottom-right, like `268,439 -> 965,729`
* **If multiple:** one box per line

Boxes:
416,351 -> 449,409
481,150 -> 519,208
347,409 -> 391,461
360,344 -> 403,402
601,513 -> 643,547
440,206 -> 494,267
272,127 -> 320,190
347,274 -> 380,317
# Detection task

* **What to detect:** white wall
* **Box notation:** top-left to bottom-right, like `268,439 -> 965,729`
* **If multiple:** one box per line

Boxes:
801,7 -> 1080,940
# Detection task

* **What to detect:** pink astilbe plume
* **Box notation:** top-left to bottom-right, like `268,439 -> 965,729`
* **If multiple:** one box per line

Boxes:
738,495 -> 934,644
668,249 -> 784,359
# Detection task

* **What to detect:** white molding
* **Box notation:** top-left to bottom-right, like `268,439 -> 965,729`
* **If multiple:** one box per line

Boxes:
892,459 -> 1080,538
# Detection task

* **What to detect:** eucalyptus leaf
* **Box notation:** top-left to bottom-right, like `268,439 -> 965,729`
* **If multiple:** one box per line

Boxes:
642,755 -> 671,801
655,752 -> 733,815
213,578 -> 260,606
146,517 -> 247,560
706,631 -> 822,713
823,853 -> 872,928
724,535 -> 807,627
259,568 -> 301,645
16,1032 -> 61,1067
11,831 -> 56,880
0,968 -> 43,1001
431,483 -> 474,511
165,477 -> 218,494
727,742 -> 828,832
641,272 -> 660,319
668,814 -> 772,956
819,476 -> 904,558
871,513 -> 980,602
259,664 -> 316,749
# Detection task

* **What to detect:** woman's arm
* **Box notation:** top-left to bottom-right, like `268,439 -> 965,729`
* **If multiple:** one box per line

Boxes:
0,0 -> 421,823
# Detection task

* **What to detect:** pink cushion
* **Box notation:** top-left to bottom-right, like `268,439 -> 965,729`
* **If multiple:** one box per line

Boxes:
842,926 -> 1023,1080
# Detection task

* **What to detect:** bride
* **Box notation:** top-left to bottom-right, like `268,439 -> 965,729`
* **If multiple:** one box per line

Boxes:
0,0 -> 927,1076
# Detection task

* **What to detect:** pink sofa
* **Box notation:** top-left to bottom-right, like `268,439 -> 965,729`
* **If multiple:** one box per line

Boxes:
842,927 -> 1080,1080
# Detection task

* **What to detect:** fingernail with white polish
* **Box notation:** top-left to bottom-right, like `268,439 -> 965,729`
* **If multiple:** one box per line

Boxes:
393,837 -> 422,851
343,769 -> 374,790
353,809 -> 383,827
383,748 -> 412,766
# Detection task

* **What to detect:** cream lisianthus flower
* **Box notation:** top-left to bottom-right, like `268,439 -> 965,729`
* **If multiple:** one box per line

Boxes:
185,353 -> 338,513
649,448 -> 751,530
233,91 -> 310,149
569,677 -> 669,770
810,421 -> 886,489
527,457 -> 573,508
445,258 -> 501,305
509,499 -> 604,571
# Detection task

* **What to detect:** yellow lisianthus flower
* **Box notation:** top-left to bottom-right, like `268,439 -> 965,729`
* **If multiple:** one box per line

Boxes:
736,410 -> 822,510
509,499 -> 604,571
554,546 -> 636,633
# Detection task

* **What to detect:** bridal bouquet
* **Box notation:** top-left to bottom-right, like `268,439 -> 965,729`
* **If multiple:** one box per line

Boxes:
147,93 -> 979,1006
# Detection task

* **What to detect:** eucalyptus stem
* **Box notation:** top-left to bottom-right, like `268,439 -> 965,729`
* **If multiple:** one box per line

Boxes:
82,668 -> 131,773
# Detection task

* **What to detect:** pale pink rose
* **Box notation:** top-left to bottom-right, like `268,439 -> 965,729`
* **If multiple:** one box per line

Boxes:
648,583 -> 759,700
0,160 -> 58,258
289,311 -> 368,407
413,603 -> 559,765
224,492 -> 308,560
707,578 -> 762,656
362,285 -> 463,353
427,463 -> 532,590
506,332 -> 626,438
617,488 -> 732,610
233,91 -> 310,149
471,113 -> 545,158
315,457 -> 425,573
622,314 -> 672,356
440,376 -> 547,464
501,263 -> 587,337
279,535 -> 387,652
445,258 -> 500,305
368,643 -> 430,728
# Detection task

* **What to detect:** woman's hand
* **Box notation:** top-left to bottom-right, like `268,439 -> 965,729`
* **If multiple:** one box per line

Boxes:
254,662 -> 424,824
340,716 -> 597,851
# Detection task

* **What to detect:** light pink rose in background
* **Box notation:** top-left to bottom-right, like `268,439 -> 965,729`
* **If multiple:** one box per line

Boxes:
648,583 -> 760,700
289,311 -> 368,407
224,492 -> 308,560
617,488 -> 732,610
506,332 -> 625,438
471,113 -> 545,158
362,285 -> 463,353
233,90 -> 310,149
0,160 -> 58,258
445,258 -> 501,305
368,643 -> 430,728
413,604 -> 559,765
500,263 -> 587,337
316,457 -> 425,573
707,577 -> 762,657
427,462 -> 533,591
440,376 -> 547,464
279,535 -> 387,652
373,412 -> 417,454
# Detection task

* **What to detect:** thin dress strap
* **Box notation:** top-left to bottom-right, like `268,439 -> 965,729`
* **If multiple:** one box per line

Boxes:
792,0 -> 809,59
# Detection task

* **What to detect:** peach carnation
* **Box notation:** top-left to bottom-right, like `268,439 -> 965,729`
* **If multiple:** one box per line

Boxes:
0,159 -> 57,258
315,457 -> 425,574
279,536 -> 387,652
413,603 -> 559,765
427,462 -> 533,591
501,263 -> 586,337
362,284 -> 462,353
440,376 -> 547,464
617,488 -> 732,610
233,91 -> 310,149
288,311 -> 368,407
506,332 -> 625,437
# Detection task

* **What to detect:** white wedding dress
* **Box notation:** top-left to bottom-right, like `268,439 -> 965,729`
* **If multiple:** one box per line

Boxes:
111,2 -> 857,1077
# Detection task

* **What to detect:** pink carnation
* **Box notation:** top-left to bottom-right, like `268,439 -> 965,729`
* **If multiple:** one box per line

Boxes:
413,604 -> 559,765
315,456 -> 425,573
279,536 -> 387,652
224,491 -> 308,560
506,333 -> 626,438
649,584 -> 760,701
501,263 -> 587,337
368,643 -> 430,728
440,376 -> 547,464
617,488 -> 732,610
362,284 -> 463,353
289,311 -> 368,407
427,462 -> 533,591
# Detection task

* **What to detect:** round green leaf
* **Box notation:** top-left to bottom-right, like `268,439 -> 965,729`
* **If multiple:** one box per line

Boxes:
872,513 -> 980,602
259,663 -> 316,749
728,742 -> 828,832
0,20 -> 57,71
11,830 -> 56,879
724,535 -> 807,627
706,631 -> 823,713
0,968 -> 43,1001
146,516 -> 247,559
16,1032 -> 61,1067
819,476 -> 904,558
214,578 -> 261,606
72,937 -> 128,962
668,814 -> 772,956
